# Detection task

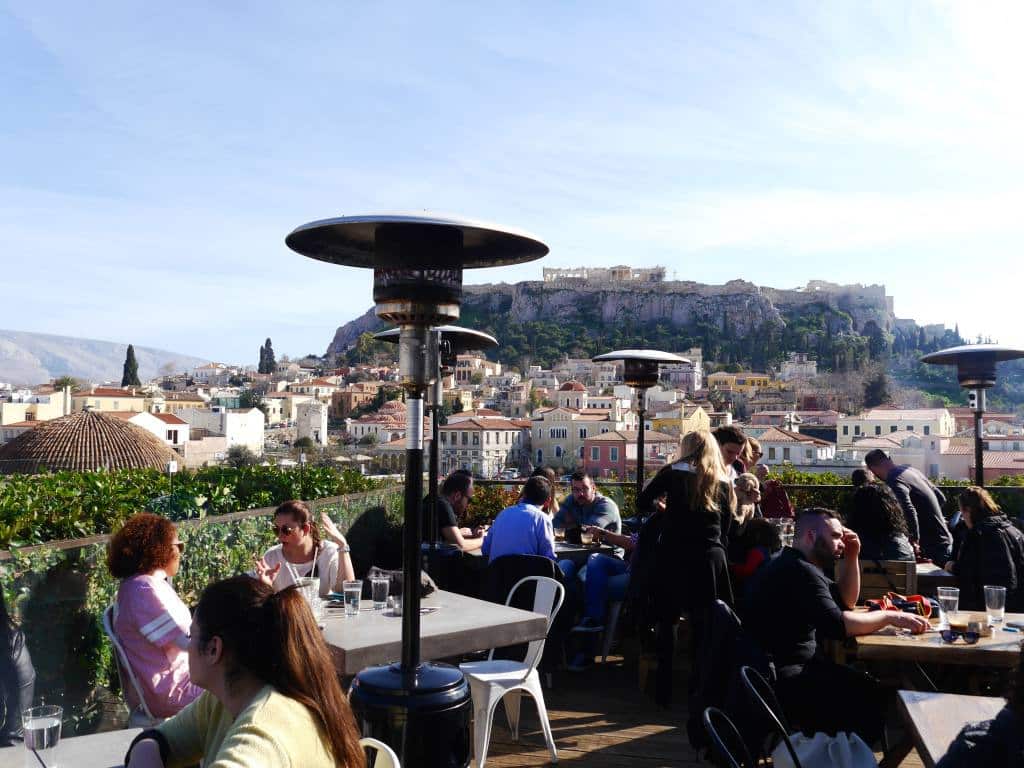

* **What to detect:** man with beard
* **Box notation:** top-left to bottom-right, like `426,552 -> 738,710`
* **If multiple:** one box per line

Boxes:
741,507 -> 929,746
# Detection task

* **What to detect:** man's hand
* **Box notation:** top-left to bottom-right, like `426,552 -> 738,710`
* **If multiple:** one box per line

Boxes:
840,527 -> 861,560
889,611 -> 930,634
471,524 -> 489,538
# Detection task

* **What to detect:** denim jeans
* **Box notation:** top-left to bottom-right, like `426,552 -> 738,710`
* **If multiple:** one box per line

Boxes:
583,553 -> 629,620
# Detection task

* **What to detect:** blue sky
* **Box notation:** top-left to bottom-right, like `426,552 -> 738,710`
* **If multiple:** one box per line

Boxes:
3,1 -> 1022,364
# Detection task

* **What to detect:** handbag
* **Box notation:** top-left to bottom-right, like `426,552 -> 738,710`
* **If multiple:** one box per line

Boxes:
771,731 -> 878,768
864,591 -> 935,617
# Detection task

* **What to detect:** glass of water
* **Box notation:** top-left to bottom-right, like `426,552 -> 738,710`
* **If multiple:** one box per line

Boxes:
938,586 -> 960,627
343,580 -> 362,616
984,585 -> 1007,625
23,705 -> 62,762
371,577 -> 390,611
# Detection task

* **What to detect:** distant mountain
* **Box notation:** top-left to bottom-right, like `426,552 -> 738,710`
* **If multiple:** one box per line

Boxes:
0,330 -> 209,386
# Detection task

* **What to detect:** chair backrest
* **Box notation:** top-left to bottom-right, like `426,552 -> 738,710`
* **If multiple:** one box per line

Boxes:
859,559 -> 916,603
482,554 -> 560,605
739,666 -> 802,768
102,604 -> 158,724
703,707 -> 755,768
359,736 -> 401,768
489,576 -> 565,670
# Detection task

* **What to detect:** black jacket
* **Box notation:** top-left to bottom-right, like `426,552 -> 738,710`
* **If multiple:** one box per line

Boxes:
937,707 -> 1024,768
886,466 -> 952,564
953,516 -> 1024,613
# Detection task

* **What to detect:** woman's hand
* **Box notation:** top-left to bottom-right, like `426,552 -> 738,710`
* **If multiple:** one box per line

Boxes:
320,512 -> 348,548
254,557 -> 281,587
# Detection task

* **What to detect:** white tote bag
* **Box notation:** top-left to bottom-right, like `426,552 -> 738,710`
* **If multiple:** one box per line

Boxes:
771,731 -> 878,768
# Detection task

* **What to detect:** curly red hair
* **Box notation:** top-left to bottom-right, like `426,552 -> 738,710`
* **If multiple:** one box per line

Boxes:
107,512 -> 179,578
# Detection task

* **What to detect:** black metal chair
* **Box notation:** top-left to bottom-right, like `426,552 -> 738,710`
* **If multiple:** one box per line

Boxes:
702,707 -> 756,768
739,665 -> 803,768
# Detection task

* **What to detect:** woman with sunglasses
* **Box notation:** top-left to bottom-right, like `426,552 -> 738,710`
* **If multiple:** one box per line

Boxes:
107,513 -> 201,718
124,576 -> 365,768
256,500 -> 355,599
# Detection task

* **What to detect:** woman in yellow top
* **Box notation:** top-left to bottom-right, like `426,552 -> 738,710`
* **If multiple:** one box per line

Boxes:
125,575 -> 365,768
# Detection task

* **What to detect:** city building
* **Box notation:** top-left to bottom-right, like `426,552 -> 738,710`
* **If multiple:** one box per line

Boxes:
72,387 -> 147,414
454,354 -> 501,384
758,427 -> 836,466
178,406 -> 265,455
438,417 -> 528,477
779,352 -> 818,382
296,401 -> 329,446
837,407 -> 956,448
0,386 -> 73,425
583,429 -> 678,479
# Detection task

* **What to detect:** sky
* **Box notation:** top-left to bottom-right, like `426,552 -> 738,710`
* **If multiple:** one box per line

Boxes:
2,1 -> 1023,364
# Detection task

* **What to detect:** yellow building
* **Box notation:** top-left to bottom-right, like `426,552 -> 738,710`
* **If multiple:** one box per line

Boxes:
650,403 -> 710,437
706,372 -> 781,396
72,387 -> 146,413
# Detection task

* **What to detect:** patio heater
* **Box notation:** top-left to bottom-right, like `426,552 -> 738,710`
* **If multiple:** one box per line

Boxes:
920,344 -> 1024,486
373,324 -> 498,552
286,214 -> 546,766
591,350 -> 690,504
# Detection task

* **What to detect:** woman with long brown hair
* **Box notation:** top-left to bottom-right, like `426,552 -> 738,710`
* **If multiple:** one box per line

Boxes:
124,575 -> 365,768
257,500 -> 355,598
944,486 -> 1024,613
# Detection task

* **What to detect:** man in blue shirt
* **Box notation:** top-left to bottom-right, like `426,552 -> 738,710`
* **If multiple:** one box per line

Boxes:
553,471 -> 621,534
482,476 -> 555,563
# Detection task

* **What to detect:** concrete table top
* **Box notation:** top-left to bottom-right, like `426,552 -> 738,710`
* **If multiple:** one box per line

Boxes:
898,691 -> 1002,768
0,727 -> 140,768
322,589 -> 548,674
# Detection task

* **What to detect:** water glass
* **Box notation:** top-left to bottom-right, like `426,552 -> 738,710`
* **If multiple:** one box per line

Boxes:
938,586 -> 960,627
343,580 -> 362,616
23,705 -> 62,762
553,527 -> 565,543
371,577 -> 390,611
579,528 -> 594,546
984,585 -> 1007,625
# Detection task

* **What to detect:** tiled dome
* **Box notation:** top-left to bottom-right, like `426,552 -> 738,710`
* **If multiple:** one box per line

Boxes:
559,380 -> 586,392
0,410 -> 180,475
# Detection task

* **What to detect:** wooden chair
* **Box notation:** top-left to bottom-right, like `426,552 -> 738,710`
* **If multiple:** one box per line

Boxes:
859,559 -> 916,603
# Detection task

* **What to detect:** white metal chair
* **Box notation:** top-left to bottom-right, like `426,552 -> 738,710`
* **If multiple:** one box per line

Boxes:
101,605 -> 164,728
459,576 -> 566,768
359,736 -> 401,768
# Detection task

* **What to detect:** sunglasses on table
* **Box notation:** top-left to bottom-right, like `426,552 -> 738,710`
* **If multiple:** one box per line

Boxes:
940,629 -> 981,645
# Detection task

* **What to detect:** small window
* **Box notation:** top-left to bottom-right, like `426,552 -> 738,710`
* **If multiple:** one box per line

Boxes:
854,426 -> 861,436
579,428 -> 587,439
805,448 -> 812,459
874,426 -> 881,436
768,447 -> 776,460
842,425 -> 849,436
923,425 -> 930,435
891,425 -> 898,433
783,447 -> 791,460
591,447 -> 600,461
907,425 -> 914,432
555,446 -> 563,458
610,447 -> 619,462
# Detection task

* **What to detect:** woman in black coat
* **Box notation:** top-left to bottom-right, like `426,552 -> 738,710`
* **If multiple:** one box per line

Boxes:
945,486 -> 1024,613
0,587 -> 35,745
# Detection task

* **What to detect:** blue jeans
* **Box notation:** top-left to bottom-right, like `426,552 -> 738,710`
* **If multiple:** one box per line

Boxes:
584,553 -> 629,620
557,559 -> 578,580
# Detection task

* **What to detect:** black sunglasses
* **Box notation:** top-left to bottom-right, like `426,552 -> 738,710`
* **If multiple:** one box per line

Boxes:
174,542 -> 185,553
940,629 -> 980,645
272,524 -> 297,536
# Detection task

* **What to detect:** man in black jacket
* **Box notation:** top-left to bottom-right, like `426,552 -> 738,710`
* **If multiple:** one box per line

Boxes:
865,450 -> 953,565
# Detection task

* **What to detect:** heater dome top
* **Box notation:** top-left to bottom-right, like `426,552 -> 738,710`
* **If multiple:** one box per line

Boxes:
372,325 -> 498,351
592,349 -> 691,364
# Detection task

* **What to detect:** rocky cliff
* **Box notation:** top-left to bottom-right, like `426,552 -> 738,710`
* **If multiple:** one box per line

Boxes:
327,278 -> 901,366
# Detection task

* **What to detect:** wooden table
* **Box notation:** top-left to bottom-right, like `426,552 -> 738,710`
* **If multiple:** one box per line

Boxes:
0,727 -> 140,768
554,541 -> 615,565
322,589 -> 548,674
916,562 -> 957,596
854,617 -> 1024,667
897,691 -> 1003,767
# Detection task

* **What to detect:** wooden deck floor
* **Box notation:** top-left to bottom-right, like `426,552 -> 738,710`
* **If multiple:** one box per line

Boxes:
483,655 -> 926,768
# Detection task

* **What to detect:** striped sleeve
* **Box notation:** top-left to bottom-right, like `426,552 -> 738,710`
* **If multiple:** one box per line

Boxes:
128,580 -> 190,649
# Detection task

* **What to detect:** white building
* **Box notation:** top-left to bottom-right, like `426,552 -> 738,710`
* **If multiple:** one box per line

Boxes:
759,427 -> 836,466
439,417 -> 529,477
192,363 -> 235,386
660,347 -> 704,394
179,406 -> 265,455
838,407 -> 955,448
297,401 -> 329,446
780,352 -> 818,382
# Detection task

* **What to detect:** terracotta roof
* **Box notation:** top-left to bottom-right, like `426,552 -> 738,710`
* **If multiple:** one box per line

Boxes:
585,430 -> 677,443
0,410 -> 180,475
1,421 -> 40,429
152,412 -> 188,425
850,435 -> 905,449
759,427 -> 833,446
972,453 -> 1024,468
559,380 -> 586,392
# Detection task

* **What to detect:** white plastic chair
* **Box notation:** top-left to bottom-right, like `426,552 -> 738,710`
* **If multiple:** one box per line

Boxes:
459,576 -> 566,768
359,736 -> 401,768
101,605 -> 164,728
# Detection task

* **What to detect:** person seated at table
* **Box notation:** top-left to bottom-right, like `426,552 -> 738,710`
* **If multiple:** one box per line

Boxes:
944,487 -> 1024,613
844,483 -> 915,562
937,642 -> 1024,767
108,513 -> 202,719
0,586 -> 34,744
865,449 -> 952,565
553,471 -> 621,536
529,466 -> 560,515
124,576 -> 365,768
741,507 -> 930,746
713,425 -> 747,480
481,476 -> 555,563
729,518 -> 781,592
426,470 -> 486,552
851,468 -> 873,487
257,500 -> 355,599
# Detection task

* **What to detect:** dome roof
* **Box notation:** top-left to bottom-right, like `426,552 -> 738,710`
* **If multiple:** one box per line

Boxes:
559,380 -> 586,392
0,410 -> 181,475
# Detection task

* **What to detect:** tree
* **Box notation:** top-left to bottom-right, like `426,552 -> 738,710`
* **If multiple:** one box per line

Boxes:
452,397 -> 465,414
863,371 -> 892,408
225,445 -> 258,467
53,375 -> 79,391
239,388 -> 266,415
121,344 -> 141,386
358,433 -> 378,446
294,436 -> 315,449
258,338 -> 277,374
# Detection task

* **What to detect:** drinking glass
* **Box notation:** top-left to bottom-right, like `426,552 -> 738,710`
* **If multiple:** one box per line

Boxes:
343,580 -> 362,616
23,705 -> 62,762
371,577 -> 390,611
984,585 -> 1007,625
938,586 -> 960,627
579,528 -> 594,546
553,527 -> 565,543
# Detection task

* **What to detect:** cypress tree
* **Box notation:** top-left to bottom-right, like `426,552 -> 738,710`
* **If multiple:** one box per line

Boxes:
121,344 -> 141,386
263,338 -> 276,373
258,343 -> 268,374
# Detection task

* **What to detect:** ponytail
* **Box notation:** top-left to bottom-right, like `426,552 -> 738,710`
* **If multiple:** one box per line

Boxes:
194,577 -> 364,767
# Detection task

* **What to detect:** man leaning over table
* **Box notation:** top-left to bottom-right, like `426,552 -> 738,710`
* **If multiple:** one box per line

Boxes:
481,476 -> 556,563
554,470 -> 622,579
741,507 -> 930,747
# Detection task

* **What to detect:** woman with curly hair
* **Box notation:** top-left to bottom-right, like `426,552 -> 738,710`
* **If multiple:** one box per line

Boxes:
108,513 -> 201,718
844,483 -> 915,562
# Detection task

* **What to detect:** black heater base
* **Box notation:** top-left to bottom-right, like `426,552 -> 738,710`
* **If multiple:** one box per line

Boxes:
351,661 -> 471,767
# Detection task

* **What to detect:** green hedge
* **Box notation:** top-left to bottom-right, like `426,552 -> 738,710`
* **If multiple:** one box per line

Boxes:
0,464 -> 383,548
